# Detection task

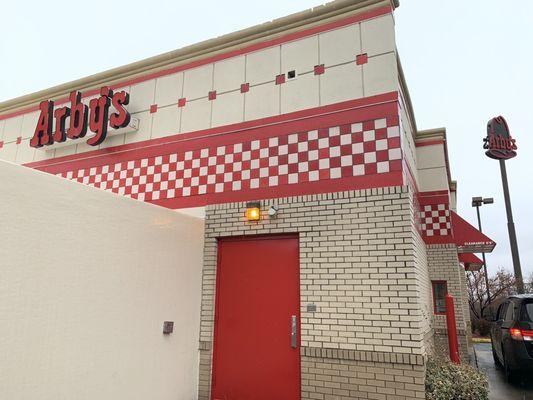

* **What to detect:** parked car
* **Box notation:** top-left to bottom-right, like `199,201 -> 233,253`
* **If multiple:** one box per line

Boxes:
490,294 -> 533,382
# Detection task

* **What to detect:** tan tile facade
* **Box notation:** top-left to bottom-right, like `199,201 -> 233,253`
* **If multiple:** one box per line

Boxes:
198,186 -> 433,399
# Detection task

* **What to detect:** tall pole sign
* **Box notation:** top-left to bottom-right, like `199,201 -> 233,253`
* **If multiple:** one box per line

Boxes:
483,116 -> 524,293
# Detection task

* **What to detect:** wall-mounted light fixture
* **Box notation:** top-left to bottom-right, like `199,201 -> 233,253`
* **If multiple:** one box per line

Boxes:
245,201 -> 261,221
268,205 -> 279,219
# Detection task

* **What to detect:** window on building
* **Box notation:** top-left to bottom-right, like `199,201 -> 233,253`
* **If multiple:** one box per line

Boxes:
432,281 -> 447,315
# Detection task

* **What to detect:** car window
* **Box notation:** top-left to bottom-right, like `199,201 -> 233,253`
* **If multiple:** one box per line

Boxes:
498,302 -> 508,320
519,300 -> 533,322
504,301 -> 515,321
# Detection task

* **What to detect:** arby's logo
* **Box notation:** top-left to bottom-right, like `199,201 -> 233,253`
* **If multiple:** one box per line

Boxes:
483,116 -> 517,160
30,86 -> 131,148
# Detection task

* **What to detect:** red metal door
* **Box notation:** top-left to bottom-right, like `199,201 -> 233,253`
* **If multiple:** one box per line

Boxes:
211,235 -> 300,400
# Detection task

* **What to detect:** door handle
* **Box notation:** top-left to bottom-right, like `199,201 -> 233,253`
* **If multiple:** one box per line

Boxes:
291,315 -> 297,348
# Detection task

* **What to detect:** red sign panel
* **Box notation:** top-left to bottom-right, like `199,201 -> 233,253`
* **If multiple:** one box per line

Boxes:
30,87 -> 131,148
483,116 -> 517,160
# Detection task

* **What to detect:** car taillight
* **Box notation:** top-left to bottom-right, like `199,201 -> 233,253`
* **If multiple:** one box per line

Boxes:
510,328 -> 533,341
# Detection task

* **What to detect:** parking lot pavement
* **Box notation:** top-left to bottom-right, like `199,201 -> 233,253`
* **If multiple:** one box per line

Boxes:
475,342 -> 533,400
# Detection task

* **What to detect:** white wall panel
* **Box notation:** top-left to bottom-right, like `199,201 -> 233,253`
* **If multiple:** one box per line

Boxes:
281,36 -> 318,74
320,63 -> 363,105
363,53 -> 397,97
211,91 -> 244,127
183,65 -> 213,100
33,148 -> 56,162
124,111 -> 153,145
21,111 -> 40,140
244,83 -> 280,121
246,47 -> 281,85
280,73 -> 319,114
319,24 -> 360,67
0,142 -> 18,162
14,139 -> 35,163
151,105 -> 180,139
180,98 -> 211,133
155,73 -> 184,107
128,81 -> 156,113
0,160 -> 203,400
417,144 -> 446,170
2,115 -> 23,143
360,14 -> 395,56
99,133 -> 125,149
214,56 -> 245,93
418,167 -> 449,192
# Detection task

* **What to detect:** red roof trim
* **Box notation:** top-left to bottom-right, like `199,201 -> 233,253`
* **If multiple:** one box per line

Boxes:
458,253 -> 484,271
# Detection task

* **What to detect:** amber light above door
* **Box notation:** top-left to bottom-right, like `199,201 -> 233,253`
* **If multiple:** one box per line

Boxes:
245,202 -> 261,221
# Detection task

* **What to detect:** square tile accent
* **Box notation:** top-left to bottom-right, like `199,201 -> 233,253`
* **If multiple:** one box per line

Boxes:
275,74 -> 286,85
356,53 -> 368,65
208,91 -> 217,101
178,98 -> 187,107
240,83 -> 250,93
313,64 -> 325,75
56,117 -> 401,203
150,104 -> 158,114
420,203 -> 451,237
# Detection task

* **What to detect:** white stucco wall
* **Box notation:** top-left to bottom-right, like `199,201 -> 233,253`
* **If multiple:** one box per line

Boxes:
416,143 -> 449,192
0,160 -> 204,400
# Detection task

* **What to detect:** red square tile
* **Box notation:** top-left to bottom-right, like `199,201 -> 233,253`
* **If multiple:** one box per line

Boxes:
178,98 -> 187,107
314,64 -> 325,75
150,104 -> 158,114
275,74 -> 286,85
16,136 -> 22,144
365,163 -> 377,175
356,53 -> 368,65
208,91 -> 217,100
240,83 -> 250,93
0,141 -> 3,149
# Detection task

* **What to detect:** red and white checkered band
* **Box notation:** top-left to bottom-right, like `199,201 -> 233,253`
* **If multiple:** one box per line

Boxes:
56,118 -> 401,202
420,204 -> 451,237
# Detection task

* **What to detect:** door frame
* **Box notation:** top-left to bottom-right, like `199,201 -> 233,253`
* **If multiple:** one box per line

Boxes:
210,233 -> 301,399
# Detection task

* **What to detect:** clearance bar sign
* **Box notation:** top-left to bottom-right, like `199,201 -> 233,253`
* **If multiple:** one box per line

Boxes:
30,87 -> 131,148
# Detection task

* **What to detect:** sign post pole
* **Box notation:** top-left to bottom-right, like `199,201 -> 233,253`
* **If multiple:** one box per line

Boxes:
499,159 -> 524,293
474,204 -> 491,305
483,116 -> 524,294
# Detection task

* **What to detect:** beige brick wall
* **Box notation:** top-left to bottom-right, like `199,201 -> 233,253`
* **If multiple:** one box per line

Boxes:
198,186 -> 431,399
412,228 -> 433,356
426,244 -> 471,361
302,349 -> 425,400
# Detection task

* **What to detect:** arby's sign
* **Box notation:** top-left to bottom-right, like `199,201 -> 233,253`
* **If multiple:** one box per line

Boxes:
30,87 -> 131,148
483,116 -> 517,160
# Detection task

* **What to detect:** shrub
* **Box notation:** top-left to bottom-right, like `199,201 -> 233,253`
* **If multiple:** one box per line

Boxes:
471,318 -> 492,337
425,357 -> 488,400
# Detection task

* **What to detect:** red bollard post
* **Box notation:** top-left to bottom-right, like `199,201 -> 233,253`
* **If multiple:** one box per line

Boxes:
445,293 -> 460,364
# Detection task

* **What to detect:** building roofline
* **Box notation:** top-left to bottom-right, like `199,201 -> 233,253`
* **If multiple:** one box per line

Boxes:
396,54 -> 418,134
0,0 -> 396,116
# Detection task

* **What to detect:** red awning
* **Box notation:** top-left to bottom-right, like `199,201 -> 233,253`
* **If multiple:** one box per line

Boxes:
458,253 -> 484,272
451,211 -> 496,253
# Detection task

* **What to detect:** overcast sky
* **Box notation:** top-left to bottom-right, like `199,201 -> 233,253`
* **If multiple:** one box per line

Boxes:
1,1 -> 531,280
